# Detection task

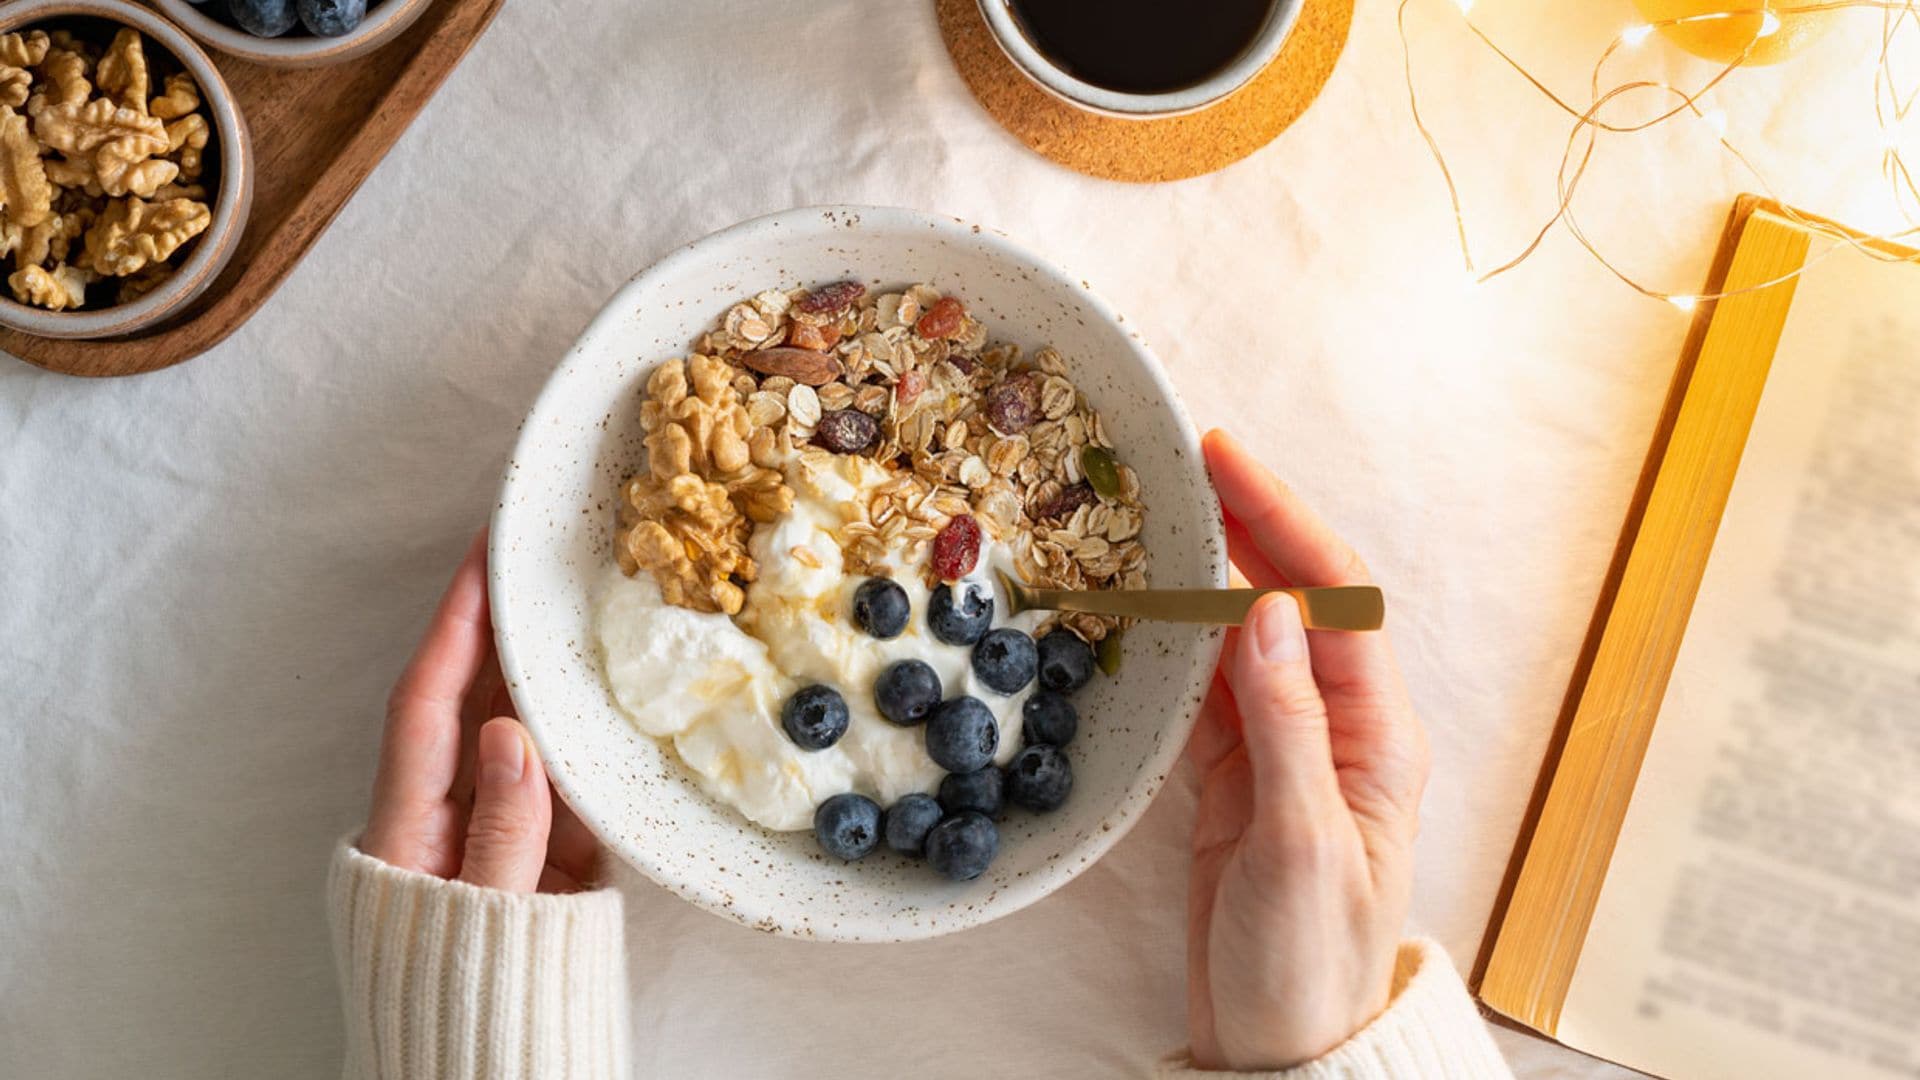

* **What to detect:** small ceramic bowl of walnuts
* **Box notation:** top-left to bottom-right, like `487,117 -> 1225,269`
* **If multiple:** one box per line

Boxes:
0,0 -> 252,341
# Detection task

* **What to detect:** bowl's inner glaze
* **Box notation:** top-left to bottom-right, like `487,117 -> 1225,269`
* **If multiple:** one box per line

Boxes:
493,208 -> 1224,942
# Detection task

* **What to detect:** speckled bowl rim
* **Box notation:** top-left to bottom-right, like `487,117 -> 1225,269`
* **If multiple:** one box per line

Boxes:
0,0 -> 252,340
154,0 -> 432,69
492,205 -> 1228,942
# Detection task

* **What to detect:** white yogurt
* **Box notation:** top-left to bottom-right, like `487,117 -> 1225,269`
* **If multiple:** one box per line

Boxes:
595,454 -> 1042,831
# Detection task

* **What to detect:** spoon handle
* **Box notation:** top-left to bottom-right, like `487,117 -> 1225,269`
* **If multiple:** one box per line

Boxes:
1013,584 -> 1385,631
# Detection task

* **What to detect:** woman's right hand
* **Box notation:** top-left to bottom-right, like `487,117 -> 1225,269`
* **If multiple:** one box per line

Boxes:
1184,431 -> 1432,1071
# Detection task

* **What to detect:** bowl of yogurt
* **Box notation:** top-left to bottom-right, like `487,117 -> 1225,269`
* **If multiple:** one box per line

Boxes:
491,206 -> 1227,942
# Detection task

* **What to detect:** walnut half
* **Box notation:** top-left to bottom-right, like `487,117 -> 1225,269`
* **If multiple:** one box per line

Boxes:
8,262 -> 90,310
82,195 -> 208,277
616,356 -> 795,615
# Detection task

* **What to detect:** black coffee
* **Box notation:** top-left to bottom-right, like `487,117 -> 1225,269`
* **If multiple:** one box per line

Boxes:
1007,0 -> 1276,96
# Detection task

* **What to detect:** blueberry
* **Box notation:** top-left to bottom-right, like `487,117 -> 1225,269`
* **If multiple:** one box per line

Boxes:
851,577 -> 910,639
226,0 -> 298,36
883,793 -> 943,855
874,659 -> 942,727
927,581 -> 993,646
814,793 -> 882,860
781,685 -> 849,751
925,812 -> 999,881
925,696 -> 998,773
939,767 -> 1004,817
1036,630 -> 1096,693
1005,745 -> 1073,812
1021,693 -> 1078,747
971,628 -> 1037,695
297,0 -> 366,35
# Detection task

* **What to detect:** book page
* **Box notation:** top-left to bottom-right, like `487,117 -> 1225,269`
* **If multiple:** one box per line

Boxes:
1556,240 -> 1920,1080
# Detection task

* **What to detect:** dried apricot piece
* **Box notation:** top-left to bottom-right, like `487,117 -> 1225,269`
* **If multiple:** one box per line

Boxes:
786,320 -> 842,352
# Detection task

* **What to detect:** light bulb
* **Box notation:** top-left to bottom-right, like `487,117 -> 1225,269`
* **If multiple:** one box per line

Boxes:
1622,24 -> 1655,47
1667,295 -> 1700,313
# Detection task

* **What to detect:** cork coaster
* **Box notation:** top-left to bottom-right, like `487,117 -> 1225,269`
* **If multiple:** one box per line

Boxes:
936,0 -> 1353,183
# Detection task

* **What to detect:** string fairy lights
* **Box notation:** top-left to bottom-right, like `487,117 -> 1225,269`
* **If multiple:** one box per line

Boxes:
1398,0 -> 1920,307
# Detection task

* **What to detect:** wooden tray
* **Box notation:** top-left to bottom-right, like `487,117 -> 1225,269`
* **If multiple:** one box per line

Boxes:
0,0 -> 505,377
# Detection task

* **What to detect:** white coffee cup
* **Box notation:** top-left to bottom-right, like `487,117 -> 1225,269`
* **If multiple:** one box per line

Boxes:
974,0 -> 1304,118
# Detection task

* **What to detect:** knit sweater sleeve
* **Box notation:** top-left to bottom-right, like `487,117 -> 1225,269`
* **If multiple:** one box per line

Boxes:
327,840 -> 631,1080
1157,940 -> 1512,1080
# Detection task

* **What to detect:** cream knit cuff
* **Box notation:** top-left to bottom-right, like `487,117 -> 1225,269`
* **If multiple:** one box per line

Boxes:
1157,939 -> 1512,1080
328,840 -> 631,1080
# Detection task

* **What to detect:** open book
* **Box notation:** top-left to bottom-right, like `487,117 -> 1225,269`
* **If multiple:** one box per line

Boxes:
1476,198 -> 1920,1079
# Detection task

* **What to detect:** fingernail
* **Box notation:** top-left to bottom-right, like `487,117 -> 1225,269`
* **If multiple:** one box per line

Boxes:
478,719 -> 525,786
1251,595 -> 1308,662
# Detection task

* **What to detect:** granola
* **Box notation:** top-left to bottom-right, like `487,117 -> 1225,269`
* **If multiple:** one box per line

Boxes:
0,24 -> 216,312
616,281 -> 1148,645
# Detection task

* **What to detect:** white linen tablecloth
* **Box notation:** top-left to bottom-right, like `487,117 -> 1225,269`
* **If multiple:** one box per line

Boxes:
2,1 -> 1901,1076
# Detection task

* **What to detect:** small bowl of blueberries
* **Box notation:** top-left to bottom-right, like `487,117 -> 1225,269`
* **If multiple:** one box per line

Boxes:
154,0 -> 433,67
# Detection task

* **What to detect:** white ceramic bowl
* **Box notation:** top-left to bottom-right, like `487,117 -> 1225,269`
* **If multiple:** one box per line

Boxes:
154,0 -> 432,68
975,0 -> 1303,117
491,206 -> 1227,942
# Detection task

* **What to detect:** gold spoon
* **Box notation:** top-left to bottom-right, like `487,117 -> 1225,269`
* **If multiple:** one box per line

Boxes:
997,571 -> 1385,631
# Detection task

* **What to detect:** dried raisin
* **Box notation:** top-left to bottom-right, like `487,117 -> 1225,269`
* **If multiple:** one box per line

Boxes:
1035,481 -> 1096,521
796,280 -> 865,316
916,296 -> 965,340
931,514 -> 983,580
985,374 -> 1039,434
813,408 -> 878,454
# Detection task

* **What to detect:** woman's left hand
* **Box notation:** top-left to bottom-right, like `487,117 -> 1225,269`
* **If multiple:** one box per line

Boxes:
358,532 -> 600,894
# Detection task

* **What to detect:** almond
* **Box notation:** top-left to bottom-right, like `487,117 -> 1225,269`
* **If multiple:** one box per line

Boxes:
742,346 -> 841,386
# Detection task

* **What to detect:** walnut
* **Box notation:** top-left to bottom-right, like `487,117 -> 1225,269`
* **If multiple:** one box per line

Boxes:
8,262 -> 90,310
0,31 -> 49,68
114,261 -> 170,304
44,31 -> 96,63
100,155 -> 177,199
34,95 -> 167,158
36,98 -> 172,198
28,48 -> 89,115
0,213 -> 49,267
43,155 -> 99,194
82,196 -> 209,277
617,474 -> 755,615
0,107 -> 51,229
149,181 -> 205,203
149,74 -> 198,121
46,207 -> 90,264
164,114 -> 207,181
93,29 -> 147,114
0,68 -> 28,110
616,357 -> 795,615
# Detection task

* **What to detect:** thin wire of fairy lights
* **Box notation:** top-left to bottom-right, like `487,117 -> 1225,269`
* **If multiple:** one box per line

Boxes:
1398,0 -> 1920,308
